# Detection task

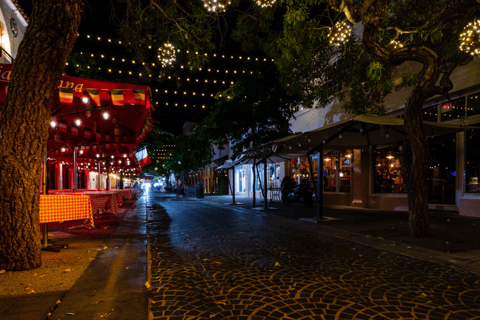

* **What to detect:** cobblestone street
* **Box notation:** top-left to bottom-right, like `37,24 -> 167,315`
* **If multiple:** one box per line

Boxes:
147,191 -> 480,320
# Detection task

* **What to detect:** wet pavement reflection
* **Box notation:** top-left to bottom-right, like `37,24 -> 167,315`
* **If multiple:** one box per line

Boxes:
147,191 -> 480,320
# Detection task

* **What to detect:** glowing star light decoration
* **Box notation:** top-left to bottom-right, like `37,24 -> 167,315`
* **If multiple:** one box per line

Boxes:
328,21 -> 352,46
203,0 -> 231,13
390,40 -> 403,49
255,0 -> 276,8
459,20 -> 480,55
158,43 -> 176,68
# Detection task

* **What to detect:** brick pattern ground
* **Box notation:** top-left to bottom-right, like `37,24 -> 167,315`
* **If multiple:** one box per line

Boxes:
147,193 -> 480,320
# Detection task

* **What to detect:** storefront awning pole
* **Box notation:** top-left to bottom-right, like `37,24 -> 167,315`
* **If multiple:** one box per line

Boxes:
317,148 -> 324,221
232,165 -> 236,204
308,154 -> 317,203
73,146 -> 77,192
252,155 -> 256,208
264,159 -> 268,210
97,161 -> 101,191
106,158 -> 110,191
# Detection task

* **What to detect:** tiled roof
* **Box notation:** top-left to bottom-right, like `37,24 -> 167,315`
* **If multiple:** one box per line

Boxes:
10,0 -> 30,23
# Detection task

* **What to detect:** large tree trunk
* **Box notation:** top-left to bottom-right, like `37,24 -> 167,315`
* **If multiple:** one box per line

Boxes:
0,0 -> 84,271
402,98 -> 431,237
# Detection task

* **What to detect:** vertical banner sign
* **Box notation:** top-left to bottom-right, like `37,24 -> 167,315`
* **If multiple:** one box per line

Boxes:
58,120 -> 68,132
71,125 -> 78,136
84,127 -> 91,139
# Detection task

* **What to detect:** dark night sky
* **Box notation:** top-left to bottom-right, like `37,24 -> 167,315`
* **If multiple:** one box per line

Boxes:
15,1 -> 260,135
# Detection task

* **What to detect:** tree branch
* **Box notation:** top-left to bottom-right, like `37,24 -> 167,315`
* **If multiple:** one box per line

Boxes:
150,0 -> 201,43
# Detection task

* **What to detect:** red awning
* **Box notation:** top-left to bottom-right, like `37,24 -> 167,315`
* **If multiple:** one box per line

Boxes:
0,63 -> 153,143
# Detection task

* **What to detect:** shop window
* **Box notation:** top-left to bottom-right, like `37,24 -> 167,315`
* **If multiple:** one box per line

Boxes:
267,163 -> 277,188
466,93 -> 480,117
466,130 -> 480,193
323,150 -> 352,192
235,165 -> 246,193
440,98 -> 465,121
423,104 -> 438,122
428,133 -> 456,204
373,146 -> 406,193
250,164 -> 264,192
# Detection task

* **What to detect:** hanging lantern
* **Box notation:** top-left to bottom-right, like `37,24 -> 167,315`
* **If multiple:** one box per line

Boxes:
158,43 -> 176,68
255,0 -> 276,7
203,0 -> 231,13
459,20 -> 480,55
328,21 -> 352,46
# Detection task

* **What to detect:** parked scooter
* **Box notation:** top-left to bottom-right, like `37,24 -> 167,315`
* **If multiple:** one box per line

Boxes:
280,176 -> 314,207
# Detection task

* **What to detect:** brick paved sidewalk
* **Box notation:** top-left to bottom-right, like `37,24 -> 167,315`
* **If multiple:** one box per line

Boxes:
176,193 -> 480,275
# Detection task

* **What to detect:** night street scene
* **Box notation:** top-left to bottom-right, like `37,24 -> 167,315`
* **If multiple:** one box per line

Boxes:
1,1 -> 480,320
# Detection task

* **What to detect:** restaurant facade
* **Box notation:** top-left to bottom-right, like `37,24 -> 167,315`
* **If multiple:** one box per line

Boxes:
216,59 -> 480,217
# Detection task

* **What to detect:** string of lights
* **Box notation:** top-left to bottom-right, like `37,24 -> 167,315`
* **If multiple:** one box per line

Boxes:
71,52 -> 270,72
459,19 -> 480,55
328,21 -> 352,46
78,36 -> 275,62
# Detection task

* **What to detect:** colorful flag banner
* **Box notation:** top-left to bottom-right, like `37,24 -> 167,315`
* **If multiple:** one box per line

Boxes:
93,144 -> 97,151
132,89 -> 145,104
114,136 -> 119,143
111,89 -> 124,106
86,89 -> 101,106
58,120 -> 67,132
105,133 -> 110,142
71,125 -> 78,136
95,130 -> 101,141
84,127 -> 91,139
135,148 -> 151,167
106,143 -> 111,150
59,87 -> 73,104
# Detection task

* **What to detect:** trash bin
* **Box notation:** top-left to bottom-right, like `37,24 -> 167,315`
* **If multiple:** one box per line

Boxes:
195,182 -> 204,198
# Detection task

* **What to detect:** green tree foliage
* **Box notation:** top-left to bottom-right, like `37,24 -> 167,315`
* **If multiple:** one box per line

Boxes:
137,126 -> 172,176
118,0 -> 480,237
68,52 -> 105,80
165,128 -> 213,176
204,61 -> 301,157
68,52 -> 140,84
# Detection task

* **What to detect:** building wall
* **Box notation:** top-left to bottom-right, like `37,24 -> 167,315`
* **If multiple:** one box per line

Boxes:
288,60 -> 480,214
0,1 -> 28,60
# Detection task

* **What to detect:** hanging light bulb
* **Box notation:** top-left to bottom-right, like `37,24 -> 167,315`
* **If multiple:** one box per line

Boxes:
328,21 -> 352,46
50,120 -> 57,128
158,42 -> 176,67
103,110 -> 110,120
459,19 -> 480,55
61,147 -> 66,152
255,0 -> 276,7
203,0 -> 231,13
75,118 -> 81,126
